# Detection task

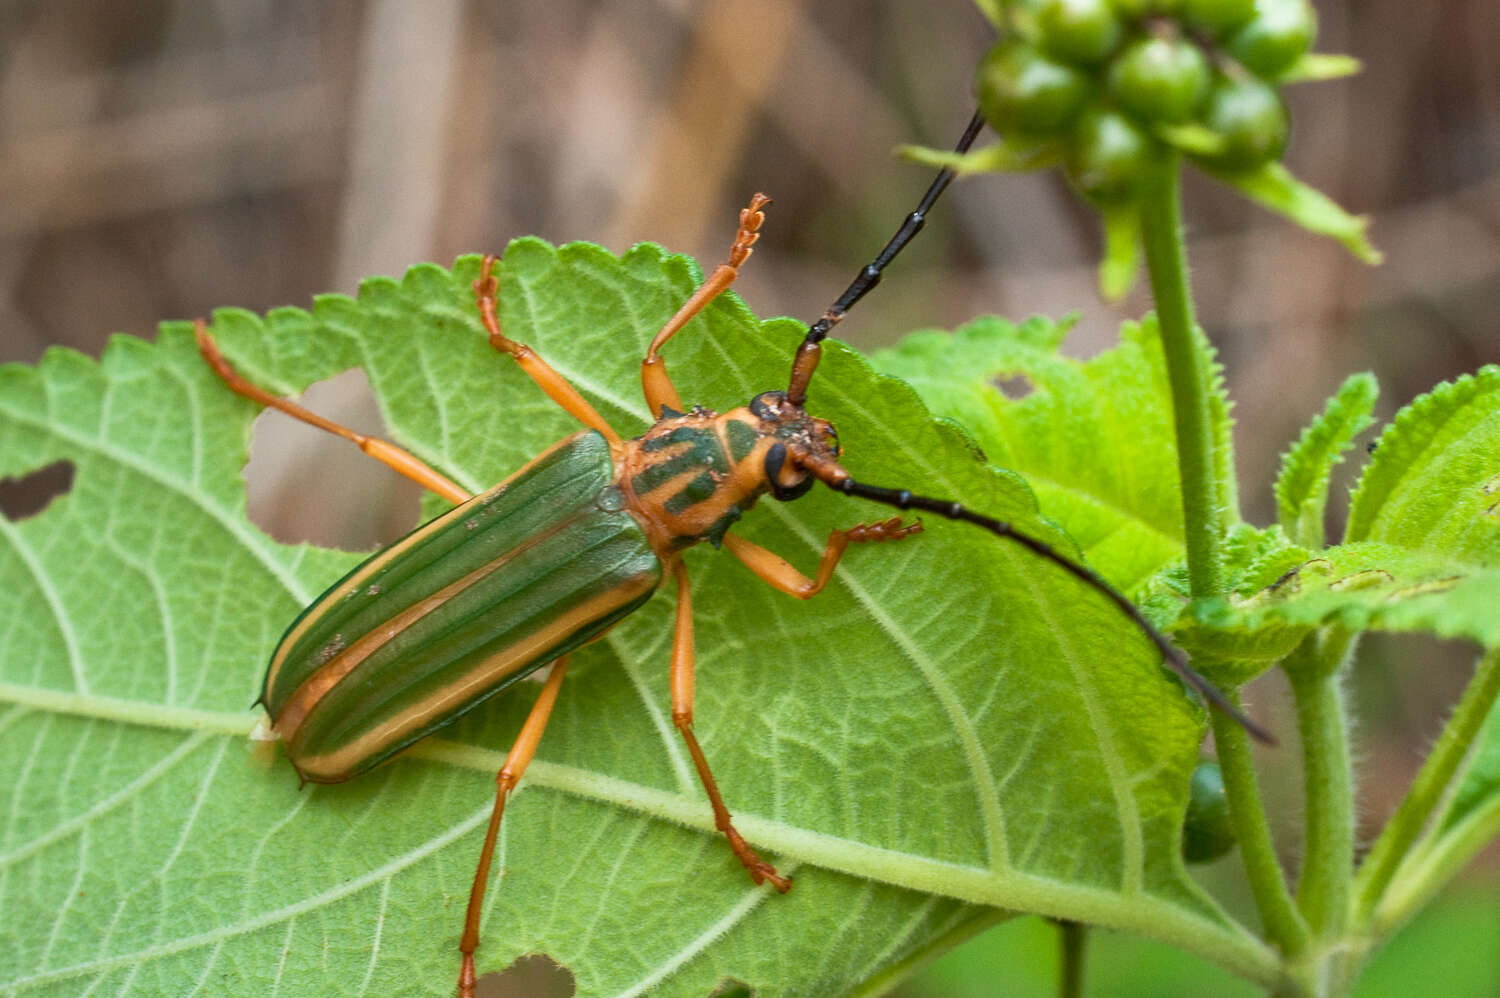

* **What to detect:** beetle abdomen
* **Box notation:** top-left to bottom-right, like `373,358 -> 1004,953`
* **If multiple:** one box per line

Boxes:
263,431 -> 662,782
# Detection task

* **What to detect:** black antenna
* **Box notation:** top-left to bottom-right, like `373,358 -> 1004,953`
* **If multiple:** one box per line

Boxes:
789,110 -> 987,404
830,478 -> 1275,744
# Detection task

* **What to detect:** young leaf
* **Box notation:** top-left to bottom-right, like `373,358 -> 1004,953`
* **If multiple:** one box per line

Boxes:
1276,53 -> 1363,84
1346,366 -> 1500,558
1099,203 -> 1143,302
1188,540 -> 1500,654
1185,367 -> 1500,659
895,138 -> 1060,176
1201,161 -> 1383,264
0,245 -> 1274,997
1274,372 -> 1378,548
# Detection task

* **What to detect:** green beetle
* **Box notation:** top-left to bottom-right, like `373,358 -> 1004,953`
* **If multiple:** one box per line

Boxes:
195,113 -> 1266,997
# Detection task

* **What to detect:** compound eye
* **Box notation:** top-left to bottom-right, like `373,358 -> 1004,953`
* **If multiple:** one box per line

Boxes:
763,442 -> 814,502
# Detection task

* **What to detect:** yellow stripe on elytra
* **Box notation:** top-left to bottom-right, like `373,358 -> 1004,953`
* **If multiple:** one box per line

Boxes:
294,569 -> 659,781
272,517 -> 578,744
263,433 -> 589,701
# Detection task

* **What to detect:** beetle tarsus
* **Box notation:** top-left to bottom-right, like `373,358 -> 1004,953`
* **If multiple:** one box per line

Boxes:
724,826 -> 792,893
844,516 -> 923,543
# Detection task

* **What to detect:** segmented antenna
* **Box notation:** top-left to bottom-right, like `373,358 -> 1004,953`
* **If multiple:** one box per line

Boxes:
831,478 -> 1274,744
788,110 -> 987,405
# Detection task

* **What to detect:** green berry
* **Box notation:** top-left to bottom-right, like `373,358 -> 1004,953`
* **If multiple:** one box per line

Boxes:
1108,0 -> 1181,18
1182,0 -> 1257,36
974,39 -> 1092,137
1195,73 -> 1290,169
1227,0 -> 1317,78
1183,761 -> 1236,863
1107,35 -> 1212,123
1065,107 -> 1161,203
1039,0 -> 1124,65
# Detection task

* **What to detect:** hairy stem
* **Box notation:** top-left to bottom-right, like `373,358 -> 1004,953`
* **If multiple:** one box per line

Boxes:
1138,160 -> 1225,597
1288,634 -> 1357,940
1140,159 -> 1305,961
1214,704 -> 1312,958
1354,647 -> 1500,923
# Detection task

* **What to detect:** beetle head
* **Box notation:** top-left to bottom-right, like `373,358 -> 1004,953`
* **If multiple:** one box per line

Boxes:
747,390 -> 842,501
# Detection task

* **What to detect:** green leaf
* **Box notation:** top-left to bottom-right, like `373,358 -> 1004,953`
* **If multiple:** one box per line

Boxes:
971,0 -> 1006,30
1274,372 -> 1379,548
895,138 -> 1059,177
0,245 -> 1274,997
1200,160 -> 1383,264
1153,122 -> 1229,158
869,312 -> 1238,596
1190,540 -> 1500,650
1346,365 -> 1500,560
1202,319 -> 1241,532
1099,203 -> 1143,302
1182,366 -> 1500,661
1276,53 -> 1363,84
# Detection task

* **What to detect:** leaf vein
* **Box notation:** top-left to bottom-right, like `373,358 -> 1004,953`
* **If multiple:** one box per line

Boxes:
0,729 -> 211,870
612,864 -> 795,998
0,401 -> 314,606
0,515 -> 88,694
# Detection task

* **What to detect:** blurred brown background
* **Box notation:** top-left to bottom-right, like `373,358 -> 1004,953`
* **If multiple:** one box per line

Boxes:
3,2 -> 1496,523
1,1 -> 1497,991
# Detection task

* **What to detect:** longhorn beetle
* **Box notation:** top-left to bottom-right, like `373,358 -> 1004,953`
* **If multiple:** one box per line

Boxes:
194,111 -> 1269,996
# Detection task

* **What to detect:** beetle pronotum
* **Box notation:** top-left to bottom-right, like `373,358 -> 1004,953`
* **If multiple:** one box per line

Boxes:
194,113 -> 1267,995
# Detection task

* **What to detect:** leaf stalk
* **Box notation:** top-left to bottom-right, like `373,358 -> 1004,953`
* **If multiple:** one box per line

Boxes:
1354,647 -> 1500,923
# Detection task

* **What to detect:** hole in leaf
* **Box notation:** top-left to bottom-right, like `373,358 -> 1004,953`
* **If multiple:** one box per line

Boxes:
0,460 -> 75,520
243,368 -> 422,550
475,953 -> 575,998
990,372 -> 1035,400
709,979 -> 754,997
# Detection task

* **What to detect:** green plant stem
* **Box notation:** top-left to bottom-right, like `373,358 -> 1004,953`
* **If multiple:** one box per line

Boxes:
1373,792 -> 1500,937
1287,636 -> 1356,940
1139,158 -> 1306,965
1213,703 -> 1312,960
1138,159 -> 1224,598
847,909 -> 1010,998
1353,647 -> 1500,923
1057,920 -> 1086,998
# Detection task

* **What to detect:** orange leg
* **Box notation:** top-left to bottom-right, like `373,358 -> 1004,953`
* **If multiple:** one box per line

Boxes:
473,258 -> 622,448
194,321 -> 470,504
667,559 -> 790,892
722,517 -> 922,599
457,657 -> 569,998
640,194 -> 771,417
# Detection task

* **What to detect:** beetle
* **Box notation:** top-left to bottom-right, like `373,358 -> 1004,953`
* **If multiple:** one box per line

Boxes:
192,112 -> 1267,996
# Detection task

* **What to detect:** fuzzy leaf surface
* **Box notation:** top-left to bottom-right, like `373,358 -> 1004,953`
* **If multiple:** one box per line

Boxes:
868,313 -> 1238,595
0,245 -> 1270,997
1183,367 -> 1500,660
1274,372 -> 1378,548
1202,161 -> 1382,264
